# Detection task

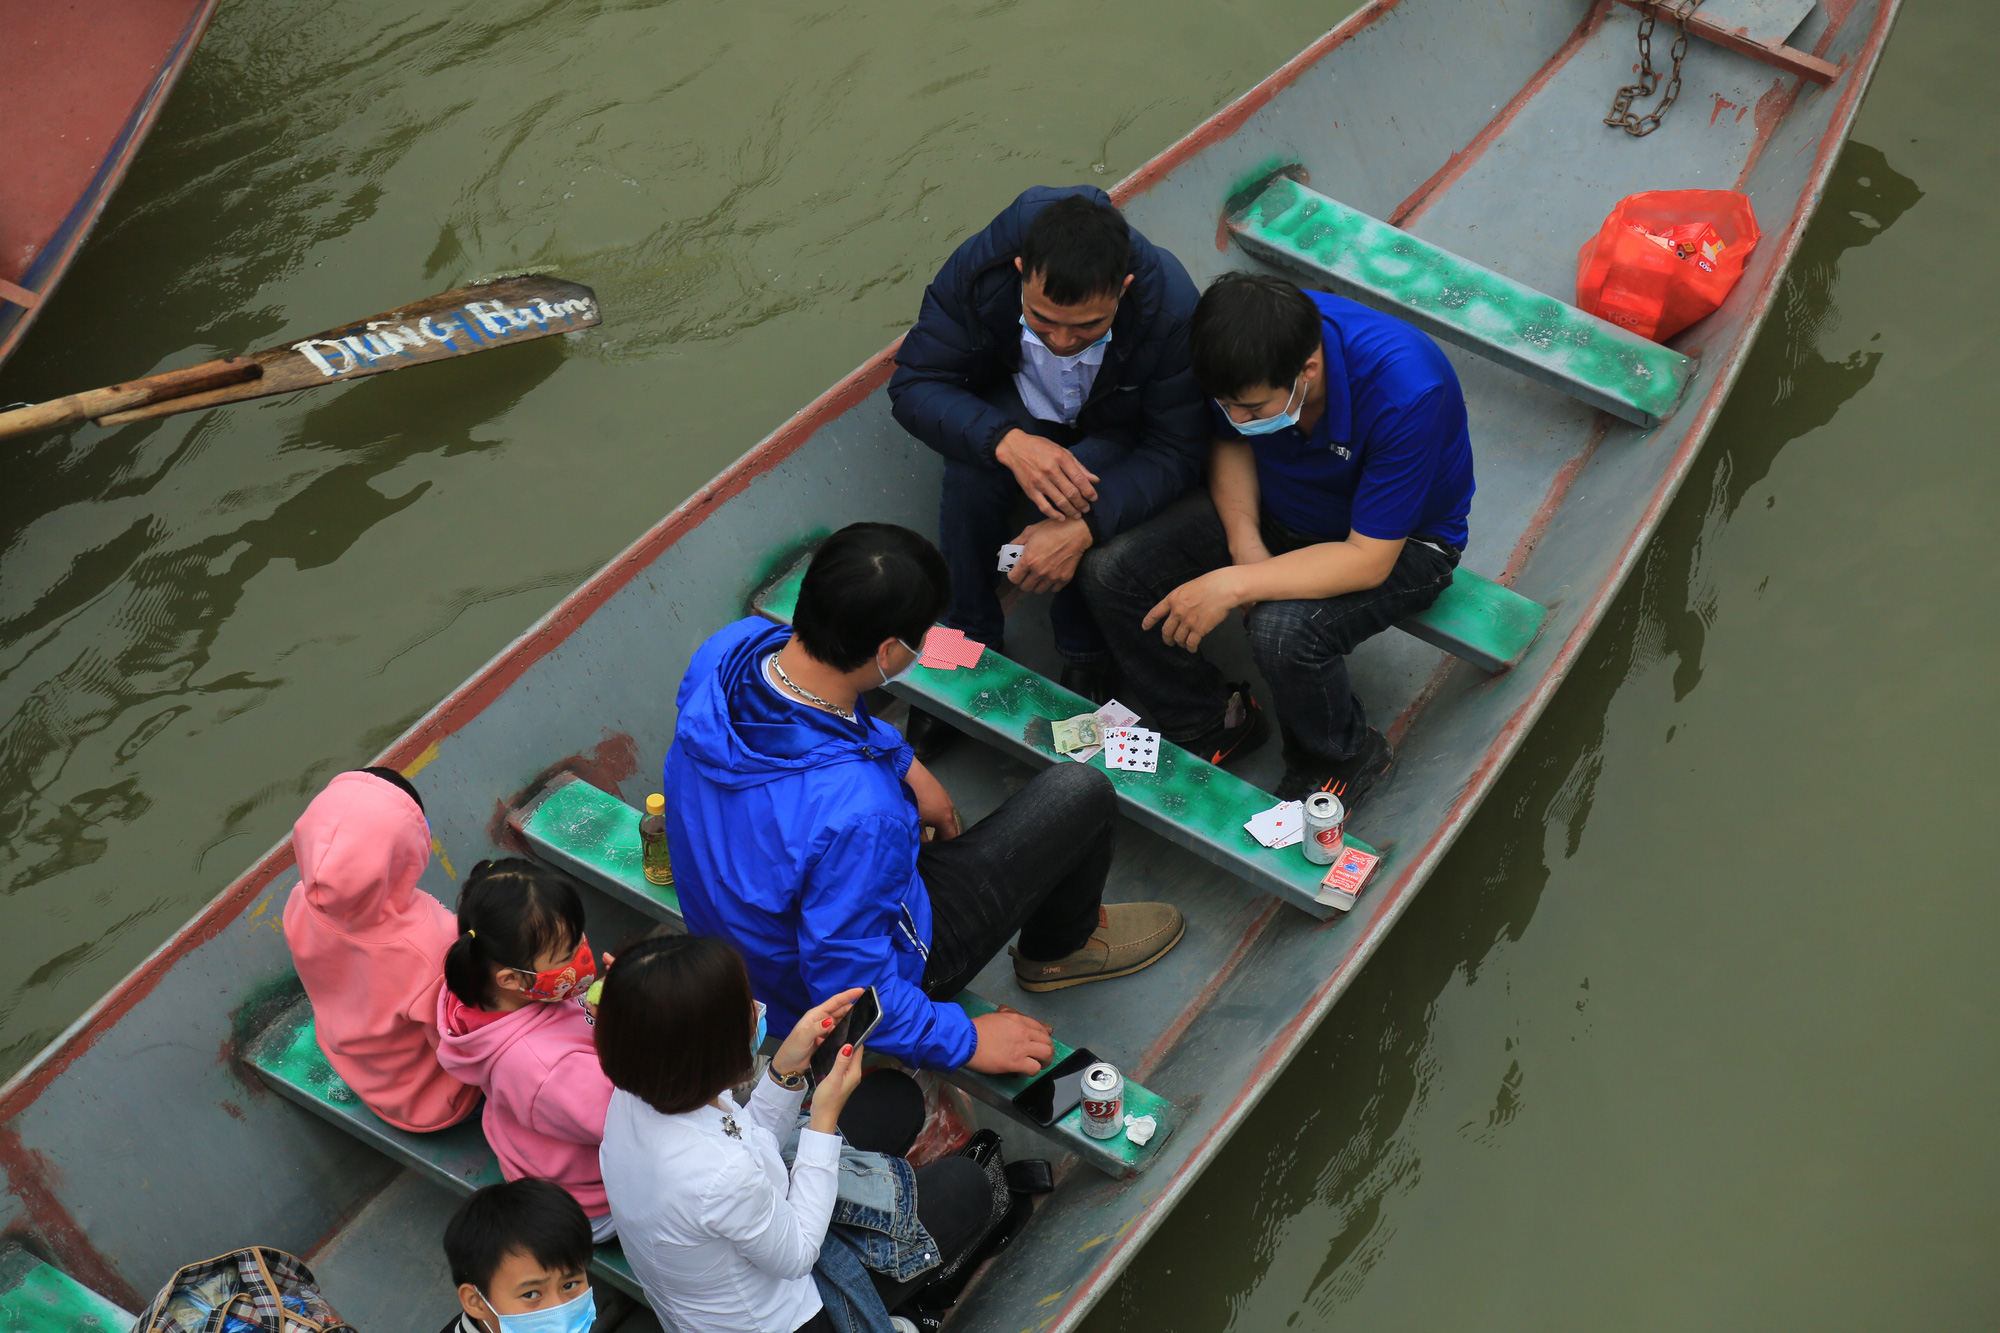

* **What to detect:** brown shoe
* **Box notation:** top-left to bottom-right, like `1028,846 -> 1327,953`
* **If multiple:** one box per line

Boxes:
1010,903 -> 1186,993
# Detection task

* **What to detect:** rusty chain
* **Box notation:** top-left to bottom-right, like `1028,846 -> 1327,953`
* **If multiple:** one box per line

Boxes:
1604,0 -> 1704,137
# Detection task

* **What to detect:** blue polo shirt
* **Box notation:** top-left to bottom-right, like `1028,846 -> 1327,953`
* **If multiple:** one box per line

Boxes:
1209,291 -> 1474,548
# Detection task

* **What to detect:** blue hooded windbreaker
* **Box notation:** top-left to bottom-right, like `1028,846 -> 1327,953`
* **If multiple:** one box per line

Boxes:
664,618 -> 977,1070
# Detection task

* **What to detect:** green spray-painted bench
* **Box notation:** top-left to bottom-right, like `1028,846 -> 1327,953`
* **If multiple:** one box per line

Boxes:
1228,174 -> 1697,429
242,1000 -> 644,1300
751,558 -> 1385,919
0,1245 -> 129,1333
509,774 -> 1174,1178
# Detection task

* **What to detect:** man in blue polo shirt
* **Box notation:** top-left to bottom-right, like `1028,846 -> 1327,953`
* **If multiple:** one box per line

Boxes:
1078,273 -> 1474,804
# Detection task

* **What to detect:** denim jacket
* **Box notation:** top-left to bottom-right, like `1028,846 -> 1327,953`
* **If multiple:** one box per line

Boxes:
783,1120 -> 942,1282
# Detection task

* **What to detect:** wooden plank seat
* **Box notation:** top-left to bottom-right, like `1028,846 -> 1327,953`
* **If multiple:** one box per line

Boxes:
0,1244 -> 129,1332
750,558 -> 1397,919
1227,173 -> 1698,429
510,774 -> 1175,1178
242,999 -> 644,1300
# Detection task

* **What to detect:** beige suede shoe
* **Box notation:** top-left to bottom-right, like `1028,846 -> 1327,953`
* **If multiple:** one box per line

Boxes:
1011,903 -> 1186,992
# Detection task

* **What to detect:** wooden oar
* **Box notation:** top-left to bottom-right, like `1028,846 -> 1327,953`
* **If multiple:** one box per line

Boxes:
0,274 -> 601,440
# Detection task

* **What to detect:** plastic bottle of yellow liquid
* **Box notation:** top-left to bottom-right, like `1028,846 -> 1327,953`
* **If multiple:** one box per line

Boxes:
640,793 -> 673,886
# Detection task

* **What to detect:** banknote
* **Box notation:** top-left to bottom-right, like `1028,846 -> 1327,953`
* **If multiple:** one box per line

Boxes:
1050,713 -> 1102,754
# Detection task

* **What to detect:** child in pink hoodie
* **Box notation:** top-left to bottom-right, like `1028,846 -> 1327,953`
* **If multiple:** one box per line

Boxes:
436,858 -> 617,1240
285,768 -> 481,1133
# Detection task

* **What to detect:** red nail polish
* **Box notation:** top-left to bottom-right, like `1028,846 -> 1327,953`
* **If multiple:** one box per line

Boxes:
841,1045 -> 853,1057
822,1018 -> 834,1028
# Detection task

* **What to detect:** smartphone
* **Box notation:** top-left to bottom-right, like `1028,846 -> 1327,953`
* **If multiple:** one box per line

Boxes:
1010,1047 -> 1098,1127
809,986 -> 883,1085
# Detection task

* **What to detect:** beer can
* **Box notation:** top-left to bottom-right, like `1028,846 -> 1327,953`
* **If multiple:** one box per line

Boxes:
1080,1062 -> 1124,1140
1302,791 -> 1347,865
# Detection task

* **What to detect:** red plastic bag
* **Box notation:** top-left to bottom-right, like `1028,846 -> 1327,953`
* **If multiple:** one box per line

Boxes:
1576,190 -> 1760,342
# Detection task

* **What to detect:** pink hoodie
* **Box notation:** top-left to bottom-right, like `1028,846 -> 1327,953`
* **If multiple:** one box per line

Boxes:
435,989 -> 614,1215
283,771 -> 480,1133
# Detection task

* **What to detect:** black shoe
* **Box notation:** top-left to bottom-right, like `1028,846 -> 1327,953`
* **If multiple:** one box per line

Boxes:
1274,727 -> 1394,805
1058,660 -> 1120,706
906,709 -> 957,763
1176,682 -> 1270,767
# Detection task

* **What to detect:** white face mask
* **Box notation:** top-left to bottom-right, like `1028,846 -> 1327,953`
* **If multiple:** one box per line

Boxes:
877,637 -> 922,687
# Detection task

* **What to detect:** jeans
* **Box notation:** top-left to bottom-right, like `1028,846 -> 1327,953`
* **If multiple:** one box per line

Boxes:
1078,493 -> 1460,765
833,1072 -> 997,1314
917,763 -> 1115,992
936,380 -> 1133,664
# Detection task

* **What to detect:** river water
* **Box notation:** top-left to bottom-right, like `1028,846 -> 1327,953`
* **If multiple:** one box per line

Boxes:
2,0 -> 1991,1327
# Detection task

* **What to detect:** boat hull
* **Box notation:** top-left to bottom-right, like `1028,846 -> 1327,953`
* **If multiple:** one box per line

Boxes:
0,0 -> 219,369
0,0 -> 1898,1326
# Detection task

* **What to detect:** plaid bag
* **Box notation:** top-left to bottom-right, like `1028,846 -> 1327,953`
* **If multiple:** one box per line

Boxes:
132,1247 -> 352,1333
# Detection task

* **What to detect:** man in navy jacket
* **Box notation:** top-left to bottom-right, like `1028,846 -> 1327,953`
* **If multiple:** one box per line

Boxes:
888,186 -> 1206,757
664,523 -> 1185,1075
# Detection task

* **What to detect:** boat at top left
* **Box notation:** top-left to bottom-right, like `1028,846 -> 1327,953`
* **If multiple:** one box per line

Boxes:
0,0 -> 221,371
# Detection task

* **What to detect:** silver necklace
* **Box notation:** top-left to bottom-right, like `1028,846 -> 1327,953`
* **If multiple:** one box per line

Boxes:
766,653 -> 855,722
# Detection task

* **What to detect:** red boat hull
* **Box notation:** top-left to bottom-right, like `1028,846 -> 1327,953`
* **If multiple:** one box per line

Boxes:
0,0 -> 219,369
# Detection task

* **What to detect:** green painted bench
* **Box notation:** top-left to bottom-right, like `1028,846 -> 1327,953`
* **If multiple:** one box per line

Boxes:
510,774 -> 1174,1177
752,558 -> 1382,919
242,1000 -> 644,1300
1228,174 -> 1697,429
0,1245 -> 129,1333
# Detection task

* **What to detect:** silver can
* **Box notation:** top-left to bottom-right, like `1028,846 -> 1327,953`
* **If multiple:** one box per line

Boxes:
1080,1061 -> 1124,1140
1302,791 -> 1347,865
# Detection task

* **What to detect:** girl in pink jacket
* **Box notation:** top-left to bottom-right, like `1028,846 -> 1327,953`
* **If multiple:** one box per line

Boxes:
435,858 -> 617,1240
285,768 -> 481,1133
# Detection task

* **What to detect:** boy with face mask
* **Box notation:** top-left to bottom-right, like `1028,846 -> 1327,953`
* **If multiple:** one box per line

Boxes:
440,1178 -> 595,1333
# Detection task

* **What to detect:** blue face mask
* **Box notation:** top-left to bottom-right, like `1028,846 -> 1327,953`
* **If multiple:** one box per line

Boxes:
752,1000 -> 768,1060
481,1286 -> 595,1333
1223,374 -> 1305,436
1020,314 -> 1112,356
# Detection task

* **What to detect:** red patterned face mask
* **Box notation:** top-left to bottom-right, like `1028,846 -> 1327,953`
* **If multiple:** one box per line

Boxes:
509,937 -> 595,1002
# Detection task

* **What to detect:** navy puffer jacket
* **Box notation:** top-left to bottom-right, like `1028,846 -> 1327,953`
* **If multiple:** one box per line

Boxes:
887,185 -> 1207,543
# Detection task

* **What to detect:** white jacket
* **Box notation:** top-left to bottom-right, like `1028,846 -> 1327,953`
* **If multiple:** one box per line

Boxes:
600,1073 -> 841,1333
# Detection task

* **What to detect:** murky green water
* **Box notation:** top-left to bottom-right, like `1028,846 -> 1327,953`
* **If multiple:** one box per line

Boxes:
3,0 -> 1992,1326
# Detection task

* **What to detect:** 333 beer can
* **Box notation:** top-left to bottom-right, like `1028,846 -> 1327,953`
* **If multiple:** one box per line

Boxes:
1303,791 -> 1347,865
1080,1062 -> 1124,1140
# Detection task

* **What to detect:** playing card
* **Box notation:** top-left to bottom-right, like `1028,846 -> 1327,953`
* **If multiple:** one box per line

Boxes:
1051,714 -> 1102,754
1244,801 -> 1304,849
943,633 -> 984,668
918,626 -> 970,669
997,543 -> 1025,574
1103,726 -> 1161,773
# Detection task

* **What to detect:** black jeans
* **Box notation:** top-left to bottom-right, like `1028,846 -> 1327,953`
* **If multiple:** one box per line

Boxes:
917,762 -> 1115,992
1077,493 -> 1460,764
833,1070 -> 998,1315
934,379 -> 1133,664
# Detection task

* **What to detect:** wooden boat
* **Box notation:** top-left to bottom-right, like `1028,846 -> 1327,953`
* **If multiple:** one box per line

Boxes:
0,0 -> 1899,1329
0,0 -> 220,371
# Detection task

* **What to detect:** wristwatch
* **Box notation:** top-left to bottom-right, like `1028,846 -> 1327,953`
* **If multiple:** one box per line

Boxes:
768,1064 -> 808,1092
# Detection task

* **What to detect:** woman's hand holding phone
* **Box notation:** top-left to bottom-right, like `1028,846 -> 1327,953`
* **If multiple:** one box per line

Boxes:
772,988 -> 861,1082
806,1040 -> 866,1134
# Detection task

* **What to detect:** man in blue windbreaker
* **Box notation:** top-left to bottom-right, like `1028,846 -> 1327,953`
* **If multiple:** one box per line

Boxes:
887,186 -> 1207,760
664,523 -> 1185,1075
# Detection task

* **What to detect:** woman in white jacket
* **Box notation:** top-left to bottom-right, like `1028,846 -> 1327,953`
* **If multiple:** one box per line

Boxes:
594,933 -> 868,1333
